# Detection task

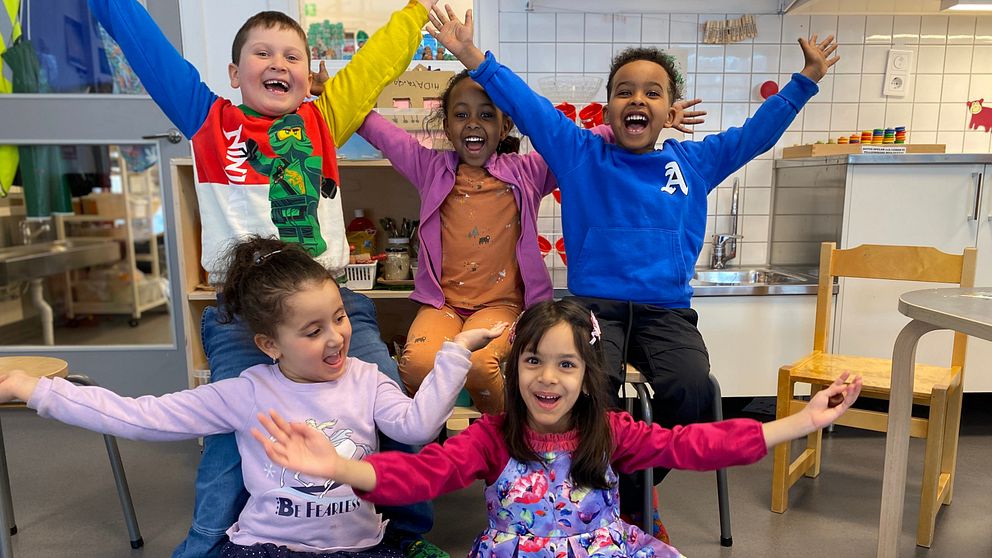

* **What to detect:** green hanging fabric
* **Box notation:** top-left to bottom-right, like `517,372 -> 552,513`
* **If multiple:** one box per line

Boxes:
2,30 -> 71,217
0,0 -> 22,197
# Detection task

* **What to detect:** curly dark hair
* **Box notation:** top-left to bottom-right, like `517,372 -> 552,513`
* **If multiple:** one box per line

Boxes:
502,299 -> 615,490
217,235 -> 334,338
423,70 -> 521,155
232,11 -> 310,65
606,46 -> 684,102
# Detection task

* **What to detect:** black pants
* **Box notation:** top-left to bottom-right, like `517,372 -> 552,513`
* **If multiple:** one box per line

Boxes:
568,296 -> 715,516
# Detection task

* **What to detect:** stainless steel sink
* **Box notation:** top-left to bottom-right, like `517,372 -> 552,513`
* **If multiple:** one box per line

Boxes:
0,239 -> 122,284
692,268 -> 810,286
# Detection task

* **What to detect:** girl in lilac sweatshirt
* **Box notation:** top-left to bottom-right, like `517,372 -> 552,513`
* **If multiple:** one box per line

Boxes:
345,69 -> 701,416
0,236 -> 506,558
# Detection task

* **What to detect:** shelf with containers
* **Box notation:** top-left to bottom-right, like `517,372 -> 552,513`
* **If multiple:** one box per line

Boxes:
55,147 -> 167,327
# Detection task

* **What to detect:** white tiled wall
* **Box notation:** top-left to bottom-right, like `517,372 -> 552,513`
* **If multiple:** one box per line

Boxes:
497,7 -> 992,285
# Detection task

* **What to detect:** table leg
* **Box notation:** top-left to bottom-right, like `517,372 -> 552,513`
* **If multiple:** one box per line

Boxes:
877,319 -> 942,558
0,416 -> 13,558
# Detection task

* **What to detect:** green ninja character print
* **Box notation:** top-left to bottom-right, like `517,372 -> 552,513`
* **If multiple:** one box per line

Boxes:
244,114 -> 338,257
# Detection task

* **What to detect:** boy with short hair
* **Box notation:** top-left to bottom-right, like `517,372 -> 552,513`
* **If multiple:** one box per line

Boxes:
428,5 -> 838,537
88,1 -> 445,557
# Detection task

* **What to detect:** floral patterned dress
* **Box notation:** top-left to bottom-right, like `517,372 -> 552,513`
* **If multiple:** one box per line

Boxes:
469,430 -> 684,558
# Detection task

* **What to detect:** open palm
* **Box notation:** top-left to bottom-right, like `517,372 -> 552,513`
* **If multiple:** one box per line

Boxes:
252,410 -> 341,480
798,34 -> 839,83
427,5 -> 474,60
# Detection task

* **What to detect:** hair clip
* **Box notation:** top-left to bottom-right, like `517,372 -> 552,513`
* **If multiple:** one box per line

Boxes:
254,249 -> 284,265
589,311 -> 601,345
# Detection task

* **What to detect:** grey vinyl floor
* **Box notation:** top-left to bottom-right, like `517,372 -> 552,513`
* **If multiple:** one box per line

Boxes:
1,396 -> 991,558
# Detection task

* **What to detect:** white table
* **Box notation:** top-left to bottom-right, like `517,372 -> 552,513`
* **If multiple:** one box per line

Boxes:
878,288 -> 992,558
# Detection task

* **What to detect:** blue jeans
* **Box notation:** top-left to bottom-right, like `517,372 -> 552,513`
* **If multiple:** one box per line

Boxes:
172,287 -> 434,558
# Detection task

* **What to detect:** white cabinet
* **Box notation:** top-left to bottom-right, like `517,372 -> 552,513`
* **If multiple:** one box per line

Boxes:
838,159 -> 992,391
695,295 -> 818,397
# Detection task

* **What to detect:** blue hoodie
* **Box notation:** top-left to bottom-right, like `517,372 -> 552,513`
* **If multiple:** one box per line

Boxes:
470,52 -> 817,307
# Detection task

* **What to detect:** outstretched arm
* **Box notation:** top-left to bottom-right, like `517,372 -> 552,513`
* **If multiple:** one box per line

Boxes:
372,323 -> 508,444
88,0 -> 216,138
4,374 -> 253,441
762,372 -> 861,447
254,410 -> 377,490
429,6 -> 593,180
254,412 -> 506,504
610,373 -> 861,474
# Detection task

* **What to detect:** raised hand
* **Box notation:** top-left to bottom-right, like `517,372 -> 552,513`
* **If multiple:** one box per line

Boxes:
427,4 -> 484,69
798,34 -> 840,83
309,60 -> 329,97
252,410 -> 342,480
670,98 -> 707,134
452,321 -> 510,352
804,372 -> 862,430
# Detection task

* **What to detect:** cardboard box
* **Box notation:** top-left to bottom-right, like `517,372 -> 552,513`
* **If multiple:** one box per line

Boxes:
376,65 -> 454,110
782,143 -> 946,159
81,193 -> 126,218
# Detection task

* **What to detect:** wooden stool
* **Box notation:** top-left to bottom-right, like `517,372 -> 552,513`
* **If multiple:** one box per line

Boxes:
0,356 -> 143,557
446,406 -> 481,434
623,365 -> 733,547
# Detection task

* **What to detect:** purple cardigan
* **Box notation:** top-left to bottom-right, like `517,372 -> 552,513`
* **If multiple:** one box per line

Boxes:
357,110 -> 561,309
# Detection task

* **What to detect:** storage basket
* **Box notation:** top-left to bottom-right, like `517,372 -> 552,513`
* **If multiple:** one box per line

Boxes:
345,261 -> 377,290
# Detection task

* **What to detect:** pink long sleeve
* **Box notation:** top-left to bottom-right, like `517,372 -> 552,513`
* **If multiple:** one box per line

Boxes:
608,411 -> 767,474
359,414 -> 510,506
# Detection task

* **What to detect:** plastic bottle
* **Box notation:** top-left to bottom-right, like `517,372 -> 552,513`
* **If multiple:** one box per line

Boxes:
346,209 -> 377,256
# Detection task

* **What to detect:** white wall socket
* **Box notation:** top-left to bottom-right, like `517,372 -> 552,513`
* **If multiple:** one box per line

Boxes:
883,49 -> 914,97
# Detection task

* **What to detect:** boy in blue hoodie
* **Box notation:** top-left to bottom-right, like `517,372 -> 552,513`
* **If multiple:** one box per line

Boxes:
427,5 -> 839,534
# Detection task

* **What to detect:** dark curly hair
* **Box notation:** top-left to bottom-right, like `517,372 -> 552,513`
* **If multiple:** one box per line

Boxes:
217,235 -> 334,338
502,299 -> 614,490
606,47 -> 684,102
423,70 -> 521,155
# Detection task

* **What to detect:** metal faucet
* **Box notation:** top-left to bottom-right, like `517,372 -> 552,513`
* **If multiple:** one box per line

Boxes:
710,178 -> 742,269
19,218 -> 51,245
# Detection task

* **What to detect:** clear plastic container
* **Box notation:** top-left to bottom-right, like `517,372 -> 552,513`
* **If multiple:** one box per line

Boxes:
382,237 -> 411,280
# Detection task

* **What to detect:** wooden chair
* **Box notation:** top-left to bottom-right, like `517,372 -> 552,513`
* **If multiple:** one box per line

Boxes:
770,242 -> 976,547
625,364 -> 733,547
0,356 -> 142,557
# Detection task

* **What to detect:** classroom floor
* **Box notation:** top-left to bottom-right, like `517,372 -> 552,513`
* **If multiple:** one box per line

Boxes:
1,396 -> 990,558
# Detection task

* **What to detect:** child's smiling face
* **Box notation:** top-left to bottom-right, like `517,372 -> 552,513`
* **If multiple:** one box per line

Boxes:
443,78 -> 513,167
229,25 -> 312,117
517,322 -> 586,434
255,279 -> 352,384
604,60 -> 678,154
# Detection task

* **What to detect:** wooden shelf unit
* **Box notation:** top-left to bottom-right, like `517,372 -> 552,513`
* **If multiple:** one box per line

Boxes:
171,157 -> 422,386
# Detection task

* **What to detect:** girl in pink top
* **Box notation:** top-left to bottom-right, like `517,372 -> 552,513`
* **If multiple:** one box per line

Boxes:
255,299 -> 863,558
314,64 -> 703,416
